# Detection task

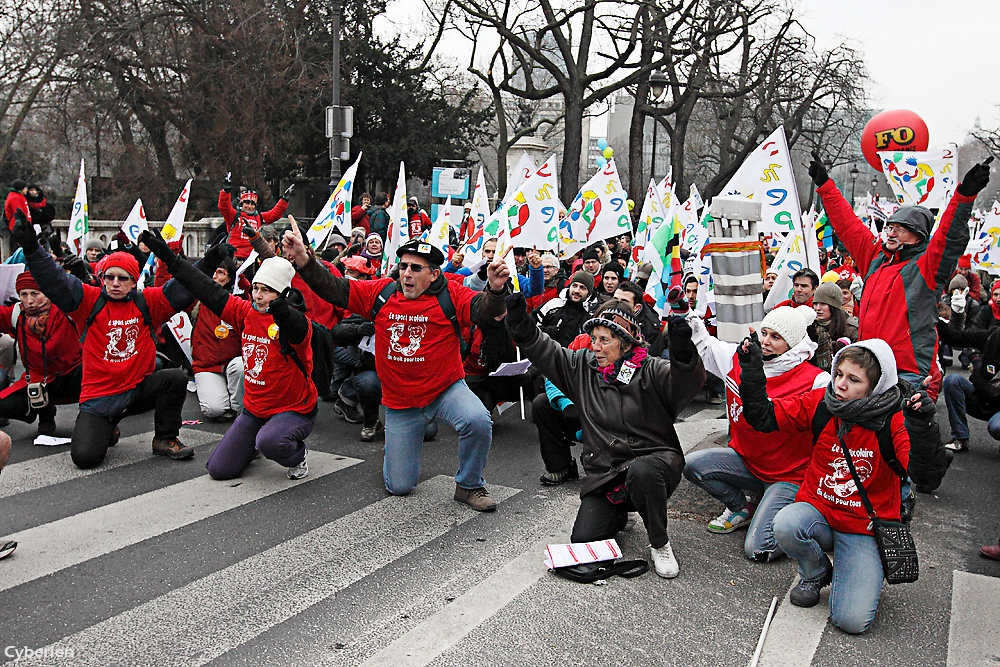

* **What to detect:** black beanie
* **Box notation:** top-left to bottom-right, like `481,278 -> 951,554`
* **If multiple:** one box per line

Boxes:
582,248 -> 601,263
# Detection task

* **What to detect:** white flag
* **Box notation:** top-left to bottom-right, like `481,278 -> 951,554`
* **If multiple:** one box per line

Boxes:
425,196 -> 453,253
502,152 -> 538,206
121,199 -> 148,245
459,167 -> 491,266
501,154 -> 560,251
764,229 -> 813,311
877,146 -> 957,210
67,159 -> 88,254
308,152 -> 363,249
560,158 -> 632,258
161,179 -> 192,243
721,126 -> 803,235
678,184 -> 705,253
627,179 -> 662,276
382,162 -> 409,277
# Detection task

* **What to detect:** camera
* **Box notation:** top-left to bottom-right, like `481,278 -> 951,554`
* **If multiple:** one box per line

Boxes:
26,382 -> 48,410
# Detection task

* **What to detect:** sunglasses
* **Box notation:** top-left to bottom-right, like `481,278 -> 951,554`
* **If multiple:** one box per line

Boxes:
397,261 -> 430,273
103,274 -> 134,284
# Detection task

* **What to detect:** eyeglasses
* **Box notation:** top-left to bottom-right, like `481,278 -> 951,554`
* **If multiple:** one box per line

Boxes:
397,261 -> 430,273
103,274 -> 134,284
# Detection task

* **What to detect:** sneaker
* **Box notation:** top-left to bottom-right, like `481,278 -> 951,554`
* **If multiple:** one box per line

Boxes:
37,417 -> 57,436
650,542 -> 679,578
360,420 -> 382,442
0,540 -> 16,560
944,439 -> 969,452
454,485 -> 498,512
707,507 -> 752,534
707,393 -> 724,405
151,437 -> 195,460
789,556 -> 833,607
980,541 -> 1000,561
333,398 -> 363,424
109,426 -> 120,447
539,461 -> 580,486
287,457 -> 308,480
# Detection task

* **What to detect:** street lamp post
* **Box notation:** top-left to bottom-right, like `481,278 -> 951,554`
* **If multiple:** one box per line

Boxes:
647,70 -> 668,183
871,176 -> 879,200
328,0 -> 343,191
850,165 -> 859,204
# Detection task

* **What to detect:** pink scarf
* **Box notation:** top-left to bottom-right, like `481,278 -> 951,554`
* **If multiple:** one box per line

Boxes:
599,346 -> 648,383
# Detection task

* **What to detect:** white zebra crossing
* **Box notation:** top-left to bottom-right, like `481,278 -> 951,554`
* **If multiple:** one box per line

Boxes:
0,427 -> 219,498
3,475 -> 520,667
0,451 -> 361,592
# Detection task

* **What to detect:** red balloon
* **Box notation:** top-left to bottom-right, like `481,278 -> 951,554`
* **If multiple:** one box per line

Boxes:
860,109 -> 929,172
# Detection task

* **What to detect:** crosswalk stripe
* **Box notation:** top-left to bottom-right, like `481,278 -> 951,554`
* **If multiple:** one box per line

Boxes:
757,575 -> 829,667
947,569 -> 1000,666
0,428 -> 219,499
4,476 -> 521,667
0,450 -> 361,593
359,499 -> 575,667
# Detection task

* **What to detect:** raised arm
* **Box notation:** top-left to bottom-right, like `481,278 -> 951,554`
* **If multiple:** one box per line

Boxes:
281,219 -> 351,308
505,292 -> 587,400
140,230 -> 232,317
736,332 -> 779,433
14,210 -> 84,314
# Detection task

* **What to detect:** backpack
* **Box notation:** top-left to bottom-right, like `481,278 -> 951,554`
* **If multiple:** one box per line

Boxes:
369,280 -> 470,360
810,402 -> 908,482
79,292 -> 157,346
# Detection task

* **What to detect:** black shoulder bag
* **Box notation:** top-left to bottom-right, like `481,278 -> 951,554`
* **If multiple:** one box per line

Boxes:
836,435 -> 919,584
554,559 -> 649,583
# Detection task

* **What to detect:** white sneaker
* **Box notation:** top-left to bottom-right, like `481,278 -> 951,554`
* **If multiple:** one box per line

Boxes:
650,542 -> 679,579
708,507 -> 751,534
287,458 -> 308,480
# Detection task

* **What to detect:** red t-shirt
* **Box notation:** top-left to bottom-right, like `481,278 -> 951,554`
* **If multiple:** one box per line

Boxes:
223,297 -> 317,419
69,285 -> 177,402
773,389 -> 911,535
191,303 -> 242,374
348,277 -> 477,409
726,359 -> 825,484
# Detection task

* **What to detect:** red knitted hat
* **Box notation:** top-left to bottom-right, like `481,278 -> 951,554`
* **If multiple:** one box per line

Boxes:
15,272 -> 38,293
958,254 -> 972,269
96,252 -> 141,282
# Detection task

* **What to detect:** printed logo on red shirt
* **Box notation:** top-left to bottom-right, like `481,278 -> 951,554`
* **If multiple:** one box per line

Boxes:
387,313 -> 428,361
243,336 -> 271,384
105,318 -> 141,361
817,444 -> 873,507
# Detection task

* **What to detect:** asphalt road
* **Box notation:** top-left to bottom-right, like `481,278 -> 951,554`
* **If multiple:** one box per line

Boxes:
0,367 -> 998,666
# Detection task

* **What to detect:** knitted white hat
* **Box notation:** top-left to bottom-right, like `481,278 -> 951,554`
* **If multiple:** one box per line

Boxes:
253,256 -> 295,294
760,305 -> 816,348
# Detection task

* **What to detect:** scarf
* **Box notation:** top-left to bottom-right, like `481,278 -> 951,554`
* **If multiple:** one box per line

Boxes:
822,381 -> 902,436
991,298 -> 1000,321
598,345 -> 648,383
22,302 -> 50,338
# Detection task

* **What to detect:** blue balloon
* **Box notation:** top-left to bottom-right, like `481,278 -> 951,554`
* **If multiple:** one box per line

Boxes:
597,138 -> 608,151
596,156 -> 607,168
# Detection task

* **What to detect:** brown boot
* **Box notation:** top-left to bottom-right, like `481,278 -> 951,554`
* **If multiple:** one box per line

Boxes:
454,485 -> 497,512
152,437 -> 195,460
981,541 -> 1000,561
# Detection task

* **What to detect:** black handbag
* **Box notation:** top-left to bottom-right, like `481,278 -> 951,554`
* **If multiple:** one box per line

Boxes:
554,559 -> 649,583
837,436 -> 918,584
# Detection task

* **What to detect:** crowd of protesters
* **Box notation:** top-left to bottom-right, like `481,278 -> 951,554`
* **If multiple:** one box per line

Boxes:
0,155 -> 997,636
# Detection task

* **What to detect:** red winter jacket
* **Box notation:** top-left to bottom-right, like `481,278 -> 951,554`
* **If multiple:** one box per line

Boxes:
190,302 -> 242,374
818,179 -> 973,378
217,190 -> 289,259
350,205 -> 371,235
408,210 -> 432,240
773,297 -> 813,310
4,190 -> 30,231
0,304 -> 82,399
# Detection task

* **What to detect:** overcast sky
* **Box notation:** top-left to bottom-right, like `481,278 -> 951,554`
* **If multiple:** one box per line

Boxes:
383,0 -> 1000,146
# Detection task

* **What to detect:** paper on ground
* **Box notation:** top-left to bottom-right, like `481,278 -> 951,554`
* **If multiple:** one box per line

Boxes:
34,435 -> 71,447
489,360 -> 532,377
544,539 -> 622,569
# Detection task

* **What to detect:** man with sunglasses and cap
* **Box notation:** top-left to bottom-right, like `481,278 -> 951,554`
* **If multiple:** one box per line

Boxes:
218,172 -> 293,260
281,225 -> 511,511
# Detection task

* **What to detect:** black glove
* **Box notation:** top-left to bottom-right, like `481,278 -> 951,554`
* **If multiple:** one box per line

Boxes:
267,292 -> 291,323
736,330 -> 763,368
957,156 -> 994,197
358,321 -> 376,338
61,254 -> 91,281
346,242 -> 362,257
201,242 -> 235,275
11,209 -> 38,254
241,222 -> 259,240
138,229 -> 176,267
903,379 -> 936,419
504,291 -> 533,341
666,315 -> 695,364
223,171 -> 233,193
808,149 -> 830,188
282,184 -> 295,201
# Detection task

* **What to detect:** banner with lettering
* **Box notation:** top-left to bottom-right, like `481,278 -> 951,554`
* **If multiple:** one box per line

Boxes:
308,152 -> 362,249
720,126 -> 803,235
559,158 -> 632,257
877,146 -> 957,210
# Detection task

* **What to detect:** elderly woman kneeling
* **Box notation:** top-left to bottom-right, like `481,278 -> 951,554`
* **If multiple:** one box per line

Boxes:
505,294 -> 705,578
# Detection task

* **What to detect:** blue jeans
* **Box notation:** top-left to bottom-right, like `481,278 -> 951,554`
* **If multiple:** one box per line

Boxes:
383,379 -> 492,495
683,447 -> 799,561
773,502 -> 884,634
942,373 -> 1000,441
